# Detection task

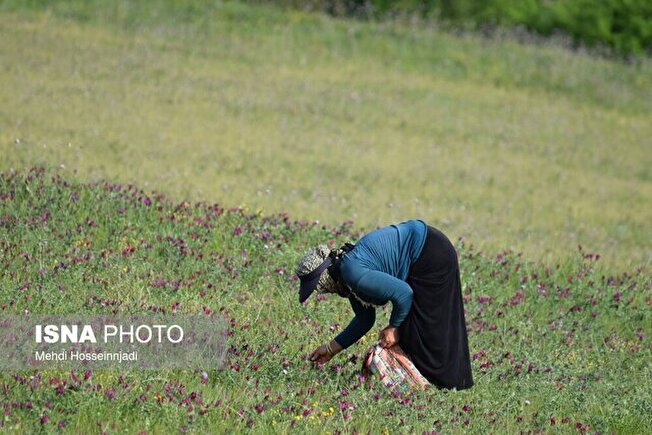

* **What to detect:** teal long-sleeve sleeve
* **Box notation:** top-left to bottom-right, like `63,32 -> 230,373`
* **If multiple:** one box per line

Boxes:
333,297 -> 375,349
333,266 -> 415,349
350,268 -> 414,327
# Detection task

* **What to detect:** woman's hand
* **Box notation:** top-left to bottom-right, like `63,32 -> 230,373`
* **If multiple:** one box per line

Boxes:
309,340 -> 343,364
309,344 -> 333,364
379,326 -> 399,348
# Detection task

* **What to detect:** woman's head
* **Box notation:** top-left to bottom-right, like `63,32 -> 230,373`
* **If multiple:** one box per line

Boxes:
295,245 -> 348,302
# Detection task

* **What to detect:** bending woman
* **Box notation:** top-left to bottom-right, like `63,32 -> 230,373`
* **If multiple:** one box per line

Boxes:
295,219 -> 473,390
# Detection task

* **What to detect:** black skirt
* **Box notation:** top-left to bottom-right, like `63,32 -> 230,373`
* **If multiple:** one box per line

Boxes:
397,225 -> 474,390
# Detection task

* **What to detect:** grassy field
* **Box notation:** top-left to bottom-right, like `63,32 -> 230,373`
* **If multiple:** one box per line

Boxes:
0,167 -> 650,433
0,0 -> 650,270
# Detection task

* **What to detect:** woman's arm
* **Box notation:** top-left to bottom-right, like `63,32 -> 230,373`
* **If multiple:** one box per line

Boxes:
333,297 -> 376,349
310,296 -> 375,363
351,269 -> 413,327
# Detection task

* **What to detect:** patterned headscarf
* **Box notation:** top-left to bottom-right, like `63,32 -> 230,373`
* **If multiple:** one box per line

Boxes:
295,245 -> 351,298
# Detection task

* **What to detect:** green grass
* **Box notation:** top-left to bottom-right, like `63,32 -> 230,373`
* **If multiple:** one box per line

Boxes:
0,167 -> 650,433
0,0 -> 650,270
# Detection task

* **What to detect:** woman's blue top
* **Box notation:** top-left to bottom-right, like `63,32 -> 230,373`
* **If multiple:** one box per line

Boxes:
333,219 -> 427,349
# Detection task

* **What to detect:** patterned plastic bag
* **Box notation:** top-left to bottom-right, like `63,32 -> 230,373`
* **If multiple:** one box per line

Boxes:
362,344 -> 430,391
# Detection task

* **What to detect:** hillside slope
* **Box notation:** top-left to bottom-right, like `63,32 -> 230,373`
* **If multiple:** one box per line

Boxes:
0,0 -> 651,269
0,167 -> 650,432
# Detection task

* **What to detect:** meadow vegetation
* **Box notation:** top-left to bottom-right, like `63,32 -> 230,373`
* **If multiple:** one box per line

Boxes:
0,167 -> 649,433
0,0 -> 651,270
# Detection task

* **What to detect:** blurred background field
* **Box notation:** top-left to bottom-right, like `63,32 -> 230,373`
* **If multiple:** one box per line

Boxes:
1,0 -> 651,270
257,0 -> 652,57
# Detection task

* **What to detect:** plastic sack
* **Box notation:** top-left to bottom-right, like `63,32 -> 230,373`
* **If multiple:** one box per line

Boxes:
362,344 -> 430,391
